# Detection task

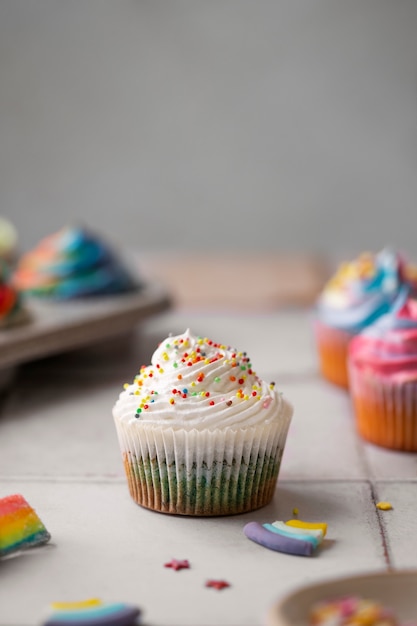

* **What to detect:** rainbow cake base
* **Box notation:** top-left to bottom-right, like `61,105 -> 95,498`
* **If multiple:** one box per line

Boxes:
123,451 -> 282,516
0,493 -> 51,557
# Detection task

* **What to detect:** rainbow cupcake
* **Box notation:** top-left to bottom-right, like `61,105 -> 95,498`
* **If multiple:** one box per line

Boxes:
113,329 -> 293,516
314,249 -> 417,389
0,494 -> 51,557
13,226 -> 137,299
349,293 -> 417,451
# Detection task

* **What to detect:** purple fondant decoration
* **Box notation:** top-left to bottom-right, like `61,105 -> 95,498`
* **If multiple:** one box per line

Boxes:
243,522 -> 314,556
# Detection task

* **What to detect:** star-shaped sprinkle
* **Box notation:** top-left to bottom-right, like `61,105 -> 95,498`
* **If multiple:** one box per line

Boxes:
206,579 -> 230,590
164,559 -> 190,571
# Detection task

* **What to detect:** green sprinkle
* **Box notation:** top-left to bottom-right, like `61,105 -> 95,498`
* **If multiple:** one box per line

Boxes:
173,362 -> 178,368
214,376 -> 221,383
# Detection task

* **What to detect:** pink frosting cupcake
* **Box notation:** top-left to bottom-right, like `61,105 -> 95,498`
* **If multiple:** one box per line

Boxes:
348,292 -> 417,450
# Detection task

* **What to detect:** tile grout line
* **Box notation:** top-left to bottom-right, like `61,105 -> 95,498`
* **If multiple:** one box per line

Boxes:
369,480 -> 394,571
353,426 -> 394,571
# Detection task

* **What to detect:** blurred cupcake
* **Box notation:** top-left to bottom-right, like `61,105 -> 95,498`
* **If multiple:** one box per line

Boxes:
0,216 -> 18,264
348,292 -> 417,451
314,249 -> 417,389
0,259 -> 30,329
113,329 -> 293,516
13,225 -> 138,299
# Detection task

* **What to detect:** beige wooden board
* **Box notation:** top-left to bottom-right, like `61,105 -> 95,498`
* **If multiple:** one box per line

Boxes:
137,252 -> 330,311
0,283 -> 171,368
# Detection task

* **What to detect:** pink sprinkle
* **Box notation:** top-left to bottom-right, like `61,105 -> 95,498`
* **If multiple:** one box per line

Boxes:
262,398 -> 272,409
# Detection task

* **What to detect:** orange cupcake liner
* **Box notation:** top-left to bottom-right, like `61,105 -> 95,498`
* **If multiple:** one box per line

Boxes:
314,321 -> 352,389
349,363 -> 417,451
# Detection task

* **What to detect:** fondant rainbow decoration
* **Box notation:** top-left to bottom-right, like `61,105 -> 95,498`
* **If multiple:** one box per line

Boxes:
243,518 -> 327,556
0,494 -> 51,557
43,598 -> 141,626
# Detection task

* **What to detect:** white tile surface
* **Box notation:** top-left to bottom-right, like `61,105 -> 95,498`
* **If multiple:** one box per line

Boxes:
0,480 -> 386,626
1,310 -> 416,626
363,445 -> 417,481
373,482 -> 417,571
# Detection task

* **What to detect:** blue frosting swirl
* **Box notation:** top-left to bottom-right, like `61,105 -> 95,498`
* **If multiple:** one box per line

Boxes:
316,249 -> 415,334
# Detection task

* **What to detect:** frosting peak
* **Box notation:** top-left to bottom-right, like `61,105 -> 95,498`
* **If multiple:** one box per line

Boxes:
113,329 -> 292,431
13,226 -> 137,299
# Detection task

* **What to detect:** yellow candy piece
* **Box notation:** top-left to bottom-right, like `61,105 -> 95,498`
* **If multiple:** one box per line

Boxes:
50,598 -> 102,610
376,501 -> 393,511
285,519 -> 328,537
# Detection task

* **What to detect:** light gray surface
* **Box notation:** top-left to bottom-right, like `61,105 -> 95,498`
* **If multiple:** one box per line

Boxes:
1,1 -> 416,256
1,309 -> 416,626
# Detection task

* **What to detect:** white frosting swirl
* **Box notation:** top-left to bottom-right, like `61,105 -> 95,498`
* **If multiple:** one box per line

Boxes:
113,329 -> 292,431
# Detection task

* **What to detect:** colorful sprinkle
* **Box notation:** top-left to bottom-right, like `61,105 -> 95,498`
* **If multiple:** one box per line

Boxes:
376,501 -> 393,511
164,559 -> 190,571
205,580 -> 230,591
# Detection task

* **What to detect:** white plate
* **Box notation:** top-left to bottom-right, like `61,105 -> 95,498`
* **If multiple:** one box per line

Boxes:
266,570 -> 417,626
0,282 -> 171,369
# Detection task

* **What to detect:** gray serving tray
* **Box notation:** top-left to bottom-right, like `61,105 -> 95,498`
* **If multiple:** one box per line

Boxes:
0,282 -> 171,368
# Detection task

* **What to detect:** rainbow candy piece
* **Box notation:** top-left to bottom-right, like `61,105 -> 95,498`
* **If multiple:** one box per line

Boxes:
0,494 -> 51,557
243,518 -> 327,556
43,598 -> 141,626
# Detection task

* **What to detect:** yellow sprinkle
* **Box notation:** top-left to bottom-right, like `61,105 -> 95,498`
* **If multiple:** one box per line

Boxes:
191,381 -> 196,387
51,599 -> 102,610
159,368 -> 164,374
244,395 -> 249,400
285,519 -> 327,536
292,508 -> 299,516
376,501 -> 393,511
205,359 -> 210,364
123,383 -> 129,389
169,398 -> 175,405
134,390 -> 139,395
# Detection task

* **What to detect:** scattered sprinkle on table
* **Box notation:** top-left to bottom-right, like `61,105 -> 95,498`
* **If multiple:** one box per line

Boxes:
376,501 -> 393,511
206,580 -> 231,591
164,558 -> 190,571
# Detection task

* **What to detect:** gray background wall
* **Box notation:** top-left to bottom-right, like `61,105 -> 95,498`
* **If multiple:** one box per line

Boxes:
1,0 -> 416,257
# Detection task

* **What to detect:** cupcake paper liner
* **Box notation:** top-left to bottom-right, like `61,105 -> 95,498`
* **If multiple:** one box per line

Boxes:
315,321 -> 353,389
115,417 -> 291,516
349,363 -> 417,451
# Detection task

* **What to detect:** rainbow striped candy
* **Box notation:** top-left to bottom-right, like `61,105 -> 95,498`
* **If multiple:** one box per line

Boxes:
43,598 -> 141,625
243,518 -> 327,556
0,494 -> 51,557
